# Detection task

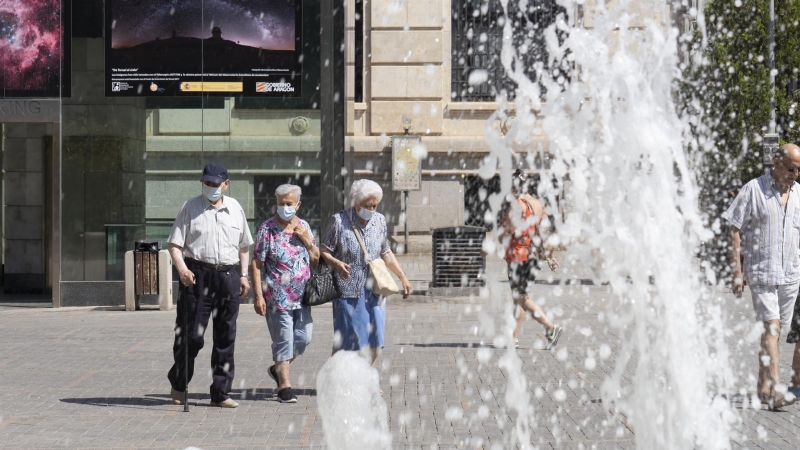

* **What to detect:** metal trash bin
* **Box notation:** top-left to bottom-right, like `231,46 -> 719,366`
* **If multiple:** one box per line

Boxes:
124,241 -> 173,311
431,226 -> 487,290
134,241 -> 160,296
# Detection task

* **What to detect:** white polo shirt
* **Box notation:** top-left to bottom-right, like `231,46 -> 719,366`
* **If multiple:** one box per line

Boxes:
168,195 -> 254,265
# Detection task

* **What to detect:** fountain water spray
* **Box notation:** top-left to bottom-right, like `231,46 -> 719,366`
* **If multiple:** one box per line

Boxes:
317,351 -> 392,450
480,0 -> 738,448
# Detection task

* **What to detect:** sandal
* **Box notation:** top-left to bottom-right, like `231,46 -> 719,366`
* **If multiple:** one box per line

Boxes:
759,390 -> 797,410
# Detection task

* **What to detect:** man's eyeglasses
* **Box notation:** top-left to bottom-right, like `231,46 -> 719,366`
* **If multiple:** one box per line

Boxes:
778,159 -> 800,174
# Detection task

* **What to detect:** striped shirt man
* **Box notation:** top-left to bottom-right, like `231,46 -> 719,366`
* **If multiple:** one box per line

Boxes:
722,172 -> 800,286
168,195 -> 254,265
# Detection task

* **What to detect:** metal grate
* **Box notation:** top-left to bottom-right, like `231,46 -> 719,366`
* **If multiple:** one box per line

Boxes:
432,226 -> 487,288
450,0 -> 565,102
464,175 -> 502,229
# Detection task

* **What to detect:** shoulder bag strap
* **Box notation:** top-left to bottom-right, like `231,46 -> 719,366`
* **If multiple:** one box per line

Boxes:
349,209 -> 371,263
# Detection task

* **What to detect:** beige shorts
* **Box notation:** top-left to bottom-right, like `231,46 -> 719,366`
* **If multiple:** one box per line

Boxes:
750,281 -> 800,329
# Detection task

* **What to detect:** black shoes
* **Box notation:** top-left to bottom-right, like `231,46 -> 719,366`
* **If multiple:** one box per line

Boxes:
277,387 -> 297,403
270,365 -> 297,403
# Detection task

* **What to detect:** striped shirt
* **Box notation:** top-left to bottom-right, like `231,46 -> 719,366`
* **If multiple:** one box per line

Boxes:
168,195 -> 254,265
321,208 -> 390,298
722,173 -> 800,286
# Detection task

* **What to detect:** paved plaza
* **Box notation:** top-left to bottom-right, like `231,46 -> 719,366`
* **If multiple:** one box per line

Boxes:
1,255 -> 800,449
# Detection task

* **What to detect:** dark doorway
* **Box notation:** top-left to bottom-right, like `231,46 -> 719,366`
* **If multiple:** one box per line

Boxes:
0,124 -> 55,302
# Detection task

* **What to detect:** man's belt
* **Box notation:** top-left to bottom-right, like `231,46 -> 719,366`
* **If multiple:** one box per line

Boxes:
185,258 -> 238,272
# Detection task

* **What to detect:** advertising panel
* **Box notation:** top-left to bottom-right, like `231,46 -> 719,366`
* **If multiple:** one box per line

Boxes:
105,0 -> 302,97
392,136 -> 423,191
0,0 -> 71,98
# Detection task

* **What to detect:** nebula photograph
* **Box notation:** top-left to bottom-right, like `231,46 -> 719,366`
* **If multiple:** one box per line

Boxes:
0,0 -> 68,97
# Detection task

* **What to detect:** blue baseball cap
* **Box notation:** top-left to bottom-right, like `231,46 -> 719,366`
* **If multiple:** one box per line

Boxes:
201,163 -> 229,183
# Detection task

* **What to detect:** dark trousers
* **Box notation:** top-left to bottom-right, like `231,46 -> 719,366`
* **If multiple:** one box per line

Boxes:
507,259 -> 539,297
167,263 -> 240,402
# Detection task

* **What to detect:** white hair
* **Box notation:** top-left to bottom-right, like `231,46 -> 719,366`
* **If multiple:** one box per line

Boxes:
349,179 -> 383,205
275,184 -> 302,202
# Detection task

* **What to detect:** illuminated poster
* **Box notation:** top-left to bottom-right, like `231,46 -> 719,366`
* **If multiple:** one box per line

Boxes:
0,0 -> 70,98
106,0 -> 302,97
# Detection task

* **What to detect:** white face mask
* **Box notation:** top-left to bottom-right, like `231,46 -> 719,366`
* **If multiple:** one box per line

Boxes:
277,205 -> 296,221
357,207 -> 374,221
203,184 -> 223,202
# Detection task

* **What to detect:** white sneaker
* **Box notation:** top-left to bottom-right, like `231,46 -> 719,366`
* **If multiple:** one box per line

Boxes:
210,398 -> 239,408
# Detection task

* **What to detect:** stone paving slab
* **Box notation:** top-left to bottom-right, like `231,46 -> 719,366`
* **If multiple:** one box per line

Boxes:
1,264 -> 800,449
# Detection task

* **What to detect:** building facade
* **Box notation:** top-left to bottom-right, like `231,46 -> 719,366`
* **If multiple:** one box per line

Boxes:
344,0 -> 670,251
0,0 -> 668,307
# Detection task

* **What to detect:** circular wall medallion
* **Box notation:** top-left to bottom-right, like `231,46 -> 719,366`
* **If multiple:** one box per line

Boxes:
290,116 -> 310,135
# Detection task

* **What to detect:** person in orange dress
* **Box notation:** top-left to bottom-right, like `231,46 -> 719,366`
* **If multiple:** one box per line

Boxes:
501,169 -> 562,350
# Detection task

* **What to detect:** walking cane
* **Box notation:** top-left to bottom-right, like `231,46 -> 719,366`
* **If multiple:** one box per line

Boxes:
183,292 -> 190,412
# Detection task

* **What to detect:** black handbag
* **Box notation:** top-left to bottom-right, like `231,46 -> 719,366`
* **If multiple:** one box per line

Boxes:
302,259 -> 341,307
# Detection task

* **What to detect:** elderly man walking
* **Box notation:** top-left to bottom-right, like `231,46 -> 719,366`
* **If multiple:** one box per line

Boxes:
251,184 -> 319,403
724,144 -> 800,410
166,163 -> 253,408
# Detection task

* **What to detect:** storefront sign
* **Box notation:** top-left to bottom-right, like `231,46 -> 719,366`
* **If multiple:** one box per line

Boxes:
0,100 -> 61,123
392,135 -> 423,191
105,0 -> 303,97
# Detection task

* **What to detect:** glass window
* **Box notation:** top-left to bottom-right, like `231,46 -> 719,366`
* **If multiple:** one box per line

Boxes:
450,0 -> 566,102
61,0 -> 323,293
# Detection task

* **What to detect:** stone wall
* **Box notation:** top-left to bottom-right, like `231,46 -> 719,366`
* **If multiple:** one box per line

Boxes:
61,38 -> 147,281
2,124 -> 51,293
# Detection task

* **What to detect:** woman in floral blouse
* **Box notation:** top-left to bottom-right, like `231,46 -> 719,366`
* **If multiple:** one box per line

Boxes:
251,184 -> 319,403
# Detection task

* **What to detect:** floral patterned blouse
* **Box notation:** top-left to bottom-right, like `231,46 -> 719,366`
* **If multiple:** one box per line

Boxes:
253,216 -> 315,311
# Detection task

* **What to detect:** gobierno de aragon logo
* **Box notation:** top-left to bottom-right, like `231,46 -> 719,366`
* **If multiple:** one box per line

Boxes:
256,82 -> 295,93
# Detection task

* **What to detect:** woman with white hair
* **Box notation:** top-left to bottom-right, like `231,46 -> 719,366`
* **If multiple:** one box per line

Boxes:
251,184 -> 319,403
320,179 -> 411,366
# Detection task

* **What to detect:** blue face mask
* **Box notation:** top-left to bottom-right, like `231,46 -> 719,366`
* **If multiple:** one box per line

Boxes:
203,184 -> 223,202
357,207 -> 374,222
277,205 -> 296,221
